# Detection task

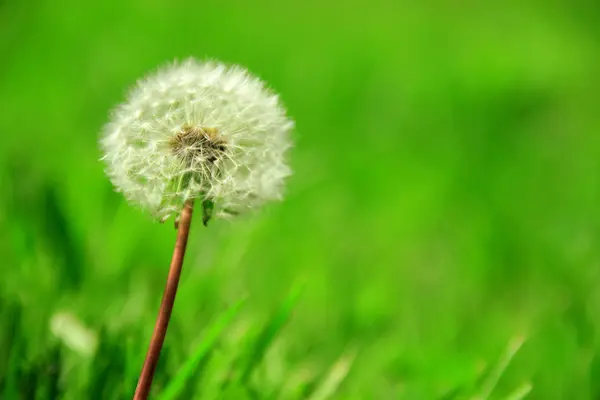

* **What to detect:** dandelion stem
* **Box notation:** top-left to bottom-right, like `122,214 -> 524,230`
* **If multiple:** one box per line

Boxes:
134,200 -> 195,400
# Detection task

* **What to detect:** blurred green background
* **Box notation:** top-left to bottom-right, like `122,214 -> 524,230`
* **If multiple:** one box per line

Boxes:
1,1 -> 600,399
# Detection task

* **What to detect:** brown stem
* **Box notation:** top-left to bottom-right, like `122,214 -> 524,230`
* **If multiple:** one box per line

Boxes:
134,200 -> 195,400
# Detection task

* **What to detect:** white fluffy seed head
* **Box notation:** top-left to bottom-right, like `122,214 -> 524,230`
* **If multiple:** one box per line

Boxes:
100,59 -> 293,221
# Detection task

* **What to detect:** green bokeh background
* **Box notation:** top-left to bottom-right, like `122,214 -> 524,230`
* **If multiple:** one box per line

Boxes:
1,1 -> 600,399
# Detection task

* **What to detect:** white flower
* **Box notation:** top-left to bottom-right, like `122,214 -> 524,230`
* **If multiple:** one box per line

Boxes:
100,59 -> 293,222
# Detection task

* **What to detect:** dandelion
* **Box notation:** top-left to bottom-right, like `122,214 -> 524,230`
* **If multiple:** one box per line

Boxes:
101,58 -> 293,224
99,58 -> 293,399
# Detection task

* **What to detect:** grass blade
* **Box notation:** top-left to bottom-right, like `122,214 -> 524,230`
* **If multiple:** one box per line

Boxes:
307,347 -> 357,400
471,335 -> 526,400
158,298 -> 246,400
504,382 -> 532,400
239,283 -> 304,385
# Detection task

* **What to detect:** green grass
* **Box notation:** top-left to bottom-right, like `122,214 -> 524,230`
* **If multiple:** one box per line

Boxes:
158,298 -> 246,400
1,0 -> 600,398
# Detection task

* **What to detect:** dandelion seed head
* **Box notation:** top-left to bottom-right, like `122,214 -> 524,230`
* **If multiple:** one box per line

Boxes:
100,58 -> 293,221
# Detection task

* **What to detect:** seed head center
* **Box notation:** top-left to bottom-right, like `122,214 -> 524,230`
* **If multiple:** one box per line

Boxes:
169,125 -> 227,165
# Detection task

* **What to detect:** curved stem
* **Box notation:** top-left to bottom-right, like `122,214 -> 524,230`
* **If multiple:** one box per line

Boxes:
134,200 -> 195,400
